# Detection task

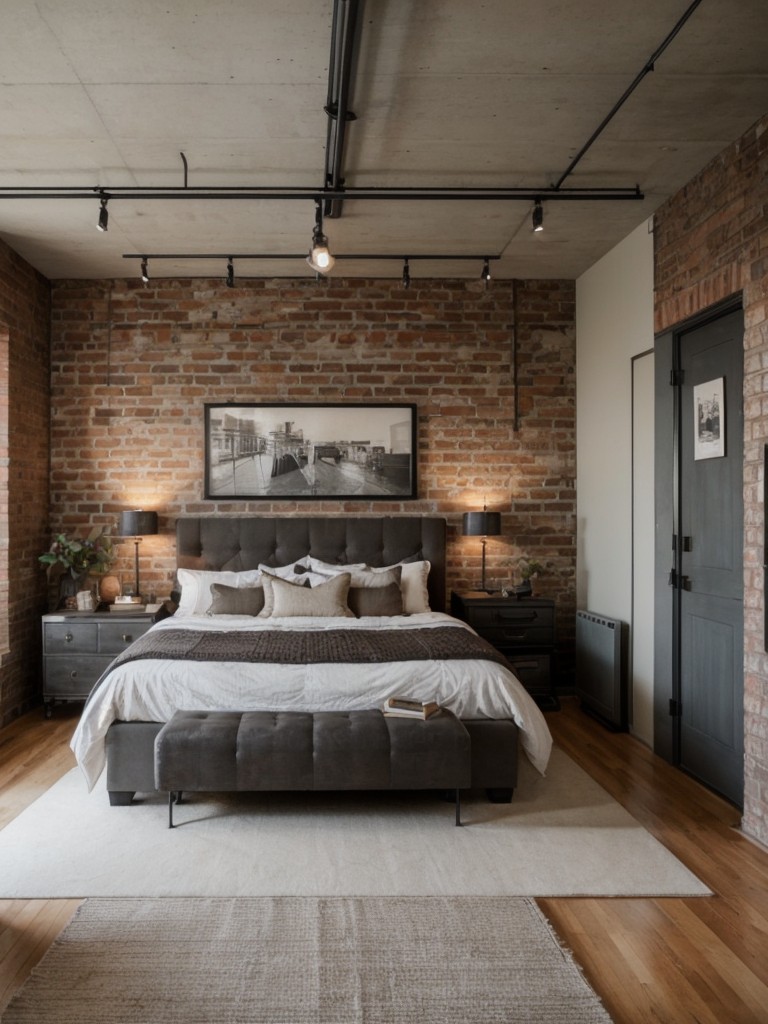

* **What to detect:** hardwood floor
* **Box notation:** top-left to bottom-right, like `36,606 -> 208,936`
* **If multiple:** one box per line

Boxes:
541,700 -> 768,1024
1,698 -> 767,1022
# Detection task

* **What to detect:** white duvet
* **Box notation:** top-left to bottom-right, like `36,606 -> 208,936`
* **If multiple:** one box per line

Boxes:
71,611 -> 553,790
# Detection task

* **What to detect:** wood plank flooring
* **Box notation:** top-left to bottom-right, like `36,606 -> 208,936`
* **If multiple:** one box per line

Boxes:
1,698 -> 767,1022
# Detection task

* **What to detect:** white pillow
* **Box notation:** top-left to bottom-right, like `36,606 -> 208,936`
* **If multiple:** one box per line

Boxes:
307,557 -> 367,574
176,567 -> 263,616
257,561 -> 325,585
368,560 -> 431,613
262,573 -> 355,618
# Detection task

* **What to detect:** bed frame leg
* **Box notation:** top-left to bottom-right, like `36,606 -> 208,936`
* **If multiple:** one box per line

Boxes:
108,790 -> 135,807
486,787 -> 513,803
455,788 -> 462,826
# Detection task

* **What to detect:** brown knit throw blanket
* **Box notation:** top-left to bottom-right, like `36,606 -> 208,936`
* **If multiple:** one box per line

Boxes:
106,625 -> 509,674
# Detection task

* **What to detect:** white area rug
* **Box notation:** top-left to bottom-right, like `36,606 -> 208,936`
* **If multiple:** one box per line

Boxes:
0,747 -> 709,898
1,896 -> 613,1024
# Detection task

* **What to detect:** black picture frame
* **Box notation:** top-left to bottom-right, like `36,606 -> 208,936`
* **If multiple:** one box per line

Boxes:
204,402 -> 417,500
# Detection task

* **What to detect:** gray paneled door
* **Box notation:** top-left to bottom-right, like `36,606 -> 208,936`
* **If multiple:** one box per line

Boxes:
675,308 -> 743,806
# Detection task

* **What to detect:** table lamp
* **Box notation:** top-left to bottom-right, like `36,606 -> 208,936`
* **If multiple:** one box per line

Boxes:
119,510 -> 158,600
462,505 -> 501,593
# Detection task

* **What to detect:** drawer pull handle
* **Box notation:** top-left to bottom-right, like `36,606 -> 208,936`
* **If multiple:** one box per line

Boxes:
122,634 -> 133,643
64,632 -> 73,644
69,670 -> 78,679
504,632 -> 528,641
495,612 -> 537,624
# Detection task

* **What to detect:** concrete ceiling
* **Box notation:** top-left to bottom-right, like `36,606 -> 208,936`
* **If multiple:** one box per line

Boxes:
0,0 -> 765,282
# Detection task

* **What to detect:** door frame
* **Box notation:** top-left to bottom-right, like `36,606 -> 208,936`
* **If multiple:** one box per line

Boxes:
653,295 -> 743,766
631,348 -> 655,746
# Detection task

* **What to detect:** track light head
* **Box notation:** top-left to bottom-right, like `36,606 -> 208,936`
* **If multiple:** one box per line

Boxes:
140,257 -> 149,283
307,236 -> 335,273
481,257 -> 491,288
226,257 -> 235,288
402,258 -> 410,290
97,197 -> 109,232
532,200 -> 544,232
306,199 -> 335,274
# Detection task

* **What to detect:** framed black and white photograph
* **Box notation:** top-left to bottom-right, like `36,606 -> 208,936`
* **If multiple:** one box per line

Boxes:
693,377 -> 725,460
204,403 -> 417,500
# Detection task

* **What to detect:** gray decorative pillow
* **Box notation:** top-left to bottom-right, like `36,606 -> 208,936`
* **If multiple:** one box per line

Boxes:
209,583 -> 265,617
263,572 -> 355,618
348,582 -> 404,617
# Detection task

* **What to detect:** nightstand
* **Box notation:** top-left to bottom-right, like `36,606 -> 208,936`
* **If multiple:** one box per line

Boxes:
450,591 -> 558,709
42,609 -> 155,717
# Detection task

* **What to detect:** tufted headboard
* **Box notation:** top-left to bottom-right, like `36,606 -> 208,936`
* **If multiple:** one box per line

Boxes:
176,516 -> 448,611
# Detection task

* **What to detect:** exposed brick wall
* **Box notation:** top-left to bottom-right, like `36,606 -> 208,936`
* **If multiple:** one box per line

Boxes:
0,238 -> 51,725
49,276 -> 576,683
654,114 -> 768,846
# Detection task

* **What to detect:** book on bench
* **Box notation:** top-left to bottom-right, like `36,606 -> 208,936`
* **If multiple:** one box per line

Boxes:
383,696 -> 441,720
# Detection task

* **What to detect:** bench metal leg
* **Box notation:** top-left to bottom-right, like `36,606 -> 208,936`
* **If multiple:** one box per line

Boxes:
168,791 -> 182,828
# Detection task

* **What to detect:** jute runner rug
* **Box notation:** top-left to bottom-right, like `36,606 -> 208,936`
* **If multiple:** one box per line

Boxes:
2,896 -> 612,1024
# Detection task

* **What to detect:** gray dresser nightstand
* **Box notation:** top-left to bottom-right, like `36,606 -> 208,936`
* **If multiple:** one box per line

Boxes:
450,591 -> 558,709
42,609 -> 155,717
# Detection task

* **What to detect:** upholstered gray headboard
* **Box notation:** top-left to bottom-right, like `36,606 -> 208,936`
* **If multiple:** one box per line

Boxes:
176,516 -> 447,611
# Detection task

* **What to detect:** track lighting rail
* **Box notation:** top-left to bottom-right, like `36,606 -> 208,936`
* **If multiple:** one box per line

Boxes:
125,251 -> 502,285
122,253 -> 502,262
553,0 -> 703,190
0,185 -> 642,202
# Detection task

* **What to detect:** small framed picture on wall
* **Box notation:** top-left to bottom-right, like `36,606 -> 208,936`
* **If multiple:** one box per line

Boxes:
693,377 -> 725,460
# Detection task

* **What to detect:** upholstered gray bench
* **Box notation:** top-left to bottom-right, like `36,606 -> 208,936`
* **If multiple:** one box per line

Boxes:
154,708 -> 472,828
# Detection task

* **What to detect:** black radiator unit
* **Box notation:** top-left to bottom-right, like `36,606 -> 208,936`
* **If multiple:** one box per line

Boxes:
575,610 -> 628,730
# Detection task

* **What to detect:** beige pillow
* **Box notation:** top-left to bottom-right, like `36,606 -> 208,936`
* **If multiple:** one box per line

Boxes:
316,564 -> 401,588
345,565 -> 401,588
263,572 -> 355,618
209,583 -> 265,616
369,560 -> 431,613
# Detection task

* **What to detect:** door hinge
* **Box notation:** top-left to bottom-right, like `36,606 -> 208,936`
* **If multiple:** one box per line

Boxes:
668,570 -> 692,590
669,698 -> 682,717
670,368 -> 684,386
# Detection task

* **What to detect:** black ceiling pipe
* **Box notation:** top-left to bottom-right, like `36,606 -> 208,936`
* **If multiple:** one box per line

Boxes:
323,0 -> 361,219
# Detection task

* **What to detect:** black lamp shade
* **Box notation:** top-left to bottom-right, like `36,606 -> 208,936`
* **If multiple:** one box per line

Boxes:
119,510 -> 158,537
462,511 -> 501,537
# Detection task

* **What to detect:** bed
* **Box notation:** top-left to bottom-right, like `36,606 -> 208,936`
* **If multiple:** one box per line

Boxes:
70,515 -> 552,804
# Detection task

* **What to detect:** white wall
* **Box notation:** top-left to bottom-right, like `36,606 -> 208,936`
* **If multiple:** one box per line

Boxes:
576,220 -> 655,743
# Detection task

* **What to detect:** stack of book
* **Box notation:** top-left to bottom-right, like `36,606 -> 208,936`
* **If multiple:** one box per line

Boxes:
109,603 -> 146,613
383,696 -> 441,720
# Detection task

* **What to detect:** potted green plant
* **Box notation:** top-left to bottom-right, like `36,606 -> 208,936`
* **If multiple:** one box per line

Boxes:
39,528 -> 114,608
511,558 -> 544,597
